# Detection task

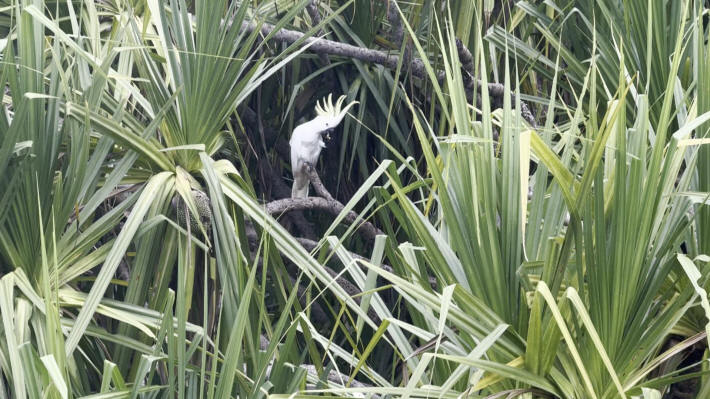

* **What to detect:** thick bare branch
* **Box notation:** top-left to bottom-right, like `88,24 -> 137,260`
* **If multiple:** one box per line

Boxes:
303,163 -> 333,201
305,0 -> 324,36
264,163 -> 383,241
242,20 -> 538,127
258,158 -> 317,239
266,196 -> 383,241
243,20 -> 426,74
387,0 -> 405,50
456,38 -> 537,128
305,0 -> 330,64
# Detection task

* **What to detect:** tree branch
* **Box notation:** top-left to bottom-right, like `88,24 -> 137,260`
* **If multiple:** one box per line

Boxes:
243,20 -> 426,76
305,0 -> 330,65
303,163 -> 333,201
386,1 -> 405,48
264,163 -> 384,241
266,196 -> 383,241
258,158 -> 317,240
242,20 -> 538,127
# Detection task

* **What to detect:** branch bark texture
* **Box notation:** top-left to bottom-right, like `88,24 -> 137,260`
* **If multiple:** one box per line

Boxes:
242,19 -> 538,127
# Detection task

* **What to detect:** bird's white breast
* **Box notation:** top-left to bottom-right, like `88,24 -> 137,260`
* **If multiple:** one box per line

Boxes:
290,120 -> 325,167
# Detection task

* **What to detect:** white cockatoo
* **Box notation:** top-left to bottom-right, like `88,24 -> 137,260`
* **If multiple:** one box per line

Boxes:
290,94 -> 358,198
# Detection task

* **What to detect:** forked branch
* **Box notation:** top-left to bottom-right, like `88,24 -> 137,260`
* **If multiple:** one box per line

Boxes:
264,164 -> 384,241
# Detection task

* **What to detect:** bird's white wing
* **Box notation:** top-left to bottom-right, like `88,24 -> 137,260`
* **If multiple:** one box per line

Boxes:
290,138 -> 310,198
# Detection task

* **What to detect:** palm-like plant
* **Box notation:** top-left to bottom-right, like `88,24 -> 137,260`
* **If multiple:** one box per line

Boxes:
0,0 -> 337,396
2,0 -> 710,398
312,4 -> 710,397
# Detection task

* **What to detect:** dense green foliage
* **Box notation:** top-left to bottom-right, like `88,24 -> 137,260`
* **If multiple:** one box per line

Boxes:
1,0 -> 710,398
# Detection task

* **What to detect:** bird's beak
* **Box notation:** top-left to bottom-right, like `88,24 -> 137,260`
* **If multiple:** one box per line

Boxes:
323,128 -> 335,142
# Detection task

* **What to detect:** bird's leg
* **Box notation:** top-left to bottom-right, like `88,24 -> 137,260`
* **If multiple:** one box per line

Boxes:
302,162 -> 334,200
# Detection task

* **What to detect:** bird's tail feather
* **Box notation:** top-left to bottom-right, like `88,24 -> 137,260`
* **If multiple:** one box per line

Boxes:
291,175 -> 309,198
